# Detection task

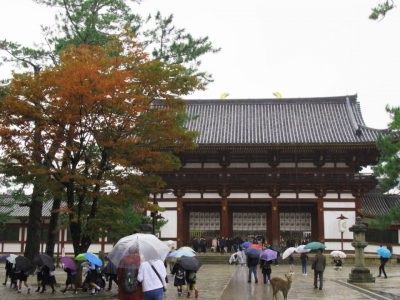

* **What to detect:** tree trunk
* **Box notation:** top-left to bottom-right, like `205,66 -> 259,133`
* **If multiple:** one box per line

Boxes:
24,185 -> 44,261
45,193 -> 62,258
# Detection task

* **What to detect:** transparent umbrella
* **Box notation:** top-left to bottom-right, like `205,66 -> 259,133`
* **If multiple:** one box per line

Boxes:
108,233 -> 170,268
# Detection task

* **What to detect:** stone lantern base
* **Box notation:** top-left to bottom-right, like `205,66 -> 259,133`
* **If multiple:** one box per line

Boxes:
348,267 -> 375,283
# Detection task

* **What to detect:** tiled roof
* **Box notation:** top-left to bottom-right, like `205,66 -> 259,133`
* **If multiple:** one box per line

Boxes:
361,189 -> 400,217
0,195 -> 56,218
184,95 -> 386,145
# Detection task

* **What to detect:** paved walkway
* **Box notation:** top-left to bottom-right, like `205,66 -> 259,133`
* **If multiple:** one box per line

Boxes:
1,263 -> 400,299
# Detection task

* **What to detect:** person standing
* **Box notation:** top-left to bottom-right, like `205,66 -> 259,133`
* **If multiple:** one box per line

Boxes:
117,247 -> 142,300
260,259 -> 272,284
288,254 -> 295,274
378,256 -> 388,278
300,252 -> 308,275
171,261 -> 186,297
312,249 -> 326,290
185,270 -> 198,299
137,259 -> 167,300
247,254 -> 260,283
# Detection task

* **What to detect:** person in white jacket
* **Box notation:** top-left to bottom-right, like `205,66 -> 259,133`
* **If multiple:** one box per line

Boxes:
137,259 -> 167,300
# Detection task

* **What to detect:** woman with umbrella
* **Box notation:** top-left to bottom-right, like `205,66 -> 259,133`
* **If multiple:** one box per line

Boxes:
15,256 -> 34,294
103,257 -> 118,291
2,255 -> 14,286
60,257 -> 78,294
377,245 -> 391,278
179,256 -> 200,299
40,264 -> 56,294
245,247 -> 261,284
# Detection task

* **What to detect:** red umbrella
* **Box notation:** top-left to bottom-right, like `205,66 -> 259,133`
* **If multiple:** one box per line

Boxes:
249,244 -> 262,250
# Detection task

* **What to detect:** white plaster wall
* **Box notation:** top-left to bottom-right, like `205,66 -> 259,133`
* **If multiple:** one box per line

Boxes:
322,162 -> 335,168
158,201 -> 177,208
324,241 -> 353,251
340,193 -> 355,199
297,162 -> 315,168
277,193 -> 297,199
88,244 -> 101,253
3,243 -> 21,253
182,163 -> 202,168
324,193 -> 339,199
250,163 -> 270,168
250,193 -> 271,199
336,162 -> 348,168
163,193 -> 176,199
104,244 -> 114,253
298,193 -> 317,199
227,163 -> 248,168
64,244 -> 75,254
323,211 -> 355,239
203,163 -> 220,168
203,193 -> 220,199
228,193 -> 248,199
279,162 -> 296,168
323,202 -> 355,208
182,193 -> 202,199
160,210 -> 177,239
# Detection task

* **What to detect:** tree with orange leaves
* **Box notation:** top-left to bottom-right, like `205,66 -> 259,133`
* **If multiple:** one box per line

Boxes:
0,37 -> 200,255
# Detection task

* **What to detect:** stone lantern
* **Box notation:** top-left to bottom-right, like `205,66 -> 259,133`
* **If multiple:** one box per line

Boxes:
348,216 -> 375,283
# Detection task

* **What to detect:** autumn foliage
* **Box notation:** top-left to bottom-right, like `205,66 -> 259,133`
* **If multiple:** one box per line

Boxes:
0,39 -> 200,254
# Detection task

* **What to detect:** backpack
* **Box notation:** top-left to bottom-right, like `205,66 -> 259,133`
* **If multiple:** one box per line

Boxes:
122,264 -> 139,294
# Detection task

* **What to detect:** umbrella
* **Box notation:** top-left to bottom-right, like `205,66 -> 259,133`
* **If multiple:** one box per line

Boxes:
75,253 -> 103,267
245,247 -> 261,258
242,241 -> 251,248
178,256 -> 201,271
33,253 -> 54,268
60,256 -> 77,271
103,261 -> 118,275
260,249 -> 278,261
163,240 -> 176,250
295,245 -> 311,254
377,247 -> 391,258
304,242 -> 326,250
282,247 -> 297,260
168,249 -> 196,258
15,256 -> 34,272
249,244 -> 262,250
178,246 -> 196,253
6,254 -> 17,264
108,233 -> 170,268
330,250 -> 346,258
0,254 -> 10,262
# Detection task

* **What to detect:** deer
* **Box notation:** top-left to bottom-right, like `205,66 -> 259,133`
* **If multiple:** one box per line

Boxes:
270,273 -> 293,300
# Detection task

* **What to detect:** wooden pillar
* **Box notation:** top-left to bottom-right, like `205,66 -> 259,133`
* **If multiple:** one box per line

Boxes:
266,204 -> 273,245
20,222 -> 26,254
220,197 -> 230,238
317,199 -> 324,242
271,199 -> 280,247
177,200 -> 184,248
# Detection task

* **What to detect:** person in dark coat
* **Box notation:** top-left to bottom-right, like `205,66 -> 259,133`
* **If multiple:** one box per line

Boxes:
300,252 -> 308,275
378,256 -> 388,278
171,261 -> 186,297
62,267 -> 77,294
246,255 -> 260,283
185,270 -> 198,298
260,259 -> 272,284
40,265 -> 56,293
3,260 -> 13,286
117,247 -> 143,300
312,249 -> 326,290
103,259 -> 118,291
16,267 -> 31,294
34,265 -> 44,292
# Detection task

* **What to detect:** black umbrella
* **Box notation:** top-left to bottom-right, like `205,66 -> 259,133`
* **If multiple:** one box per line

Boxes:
179,256 -> 201,271
33,253 -> 54,269
103,261 -> 117,275
15,256 -> 34,272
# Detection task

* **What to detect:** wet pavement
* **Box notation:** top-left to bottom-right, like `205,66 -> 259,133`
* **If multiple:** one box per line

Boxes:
1,263 -> 400,299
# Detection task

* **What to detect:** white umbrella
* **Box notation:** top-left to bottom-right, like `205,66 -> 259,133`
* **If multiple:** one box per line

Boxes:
163,240 -> 177,250
295,245 -> 311,254
282,247 -> 297,259
6,254 -> 17,264
330,250 -> 346,258
108,233 -> 170,268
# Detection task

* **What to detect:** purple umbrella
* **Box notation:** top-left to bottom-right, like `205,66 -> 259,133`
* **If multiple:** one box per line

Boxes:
260,249 -> 278,261
61,256 -> 77,271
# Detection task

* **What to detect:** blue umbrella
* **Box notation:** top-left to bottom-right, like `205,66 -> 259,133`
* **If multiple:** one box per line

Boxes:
0,254 -> 10,262
304,242 -> 326,250
242,241 -> 251,248
83,253 -> 103,267
245,247 -> 261,258
377,247 -> 391,258
168,249 -> 196,258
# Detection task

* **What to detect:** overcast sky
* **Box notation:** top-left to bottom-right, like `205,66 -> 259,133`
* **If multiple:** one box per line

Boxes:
1,0 -> 399,129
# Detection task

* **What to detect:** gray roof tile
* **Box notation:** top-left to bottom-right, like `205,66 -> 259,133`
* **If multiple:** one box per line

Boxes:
184,95 -> 386,145
361,189 -> 400,217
